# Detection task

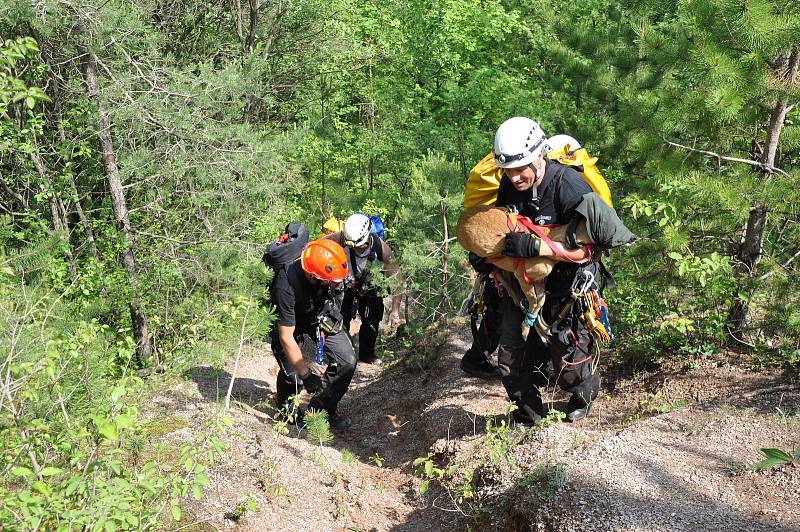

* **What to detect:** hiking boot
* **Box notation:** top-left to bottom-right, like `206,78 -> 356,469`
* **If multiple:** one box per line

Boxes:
460,357 -> 501,379
511,411 -> 543,429
330,414 -> 352,430
565,395 -> 593,423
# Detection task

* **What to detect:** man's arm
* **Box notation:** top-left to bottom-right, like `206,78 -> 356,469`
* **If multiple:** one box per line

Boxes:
277,324 -> 321,392
278,324 -> 310,376
381,241 -> 404,326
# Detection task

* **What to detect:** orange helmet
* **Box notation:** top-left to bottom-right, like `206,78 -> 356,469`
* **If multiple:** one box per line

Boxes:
300,239 -> 348,283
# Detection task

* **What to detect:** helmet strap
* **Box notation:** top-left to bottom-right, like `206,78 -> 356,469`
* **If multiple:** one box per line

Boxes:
528,160 -> 545,187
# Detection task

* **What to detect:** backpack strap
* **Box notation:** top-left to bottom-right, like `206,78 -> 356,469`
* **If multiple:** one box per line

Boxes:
552,163 -> 570,223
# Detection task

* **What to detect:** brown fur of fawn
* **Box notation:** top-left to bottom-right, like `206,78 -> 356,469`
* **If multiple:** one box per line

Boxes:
456,205 -> 591,320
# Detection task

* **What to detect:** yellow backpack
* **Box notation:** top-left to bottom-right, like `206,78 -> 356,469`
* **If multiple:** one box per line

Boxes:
463,144 -> 613,209
319,217 -> 344,239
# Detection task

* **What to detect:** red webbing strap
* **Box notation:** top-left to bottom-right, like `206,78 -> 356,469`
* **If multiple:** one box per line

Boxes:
516,217 -> 592,264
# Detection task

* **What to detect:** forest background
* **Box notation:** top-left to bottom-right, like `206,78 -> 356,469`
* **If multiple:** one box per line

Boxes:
1,0 -> 798,528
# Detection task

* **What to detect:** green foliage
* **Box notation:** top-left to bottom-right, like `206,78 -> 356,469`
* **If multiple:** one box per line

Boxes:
304,409 -> 334,446
0,37 -> 50,113
412,454 -> 445,496
516,462 -> 567,502
2,0 -> 800,524
753,445 -> 800,472
339,448 -> 357,465
483,402 -> 521,465
226,493 -> 258,522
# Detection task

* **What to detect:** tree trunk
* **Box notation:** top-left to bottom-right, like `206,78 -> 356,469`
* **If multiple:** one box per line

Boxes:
30,153 -> 66,233
728,49 -> 799,339
246,0 -> 260,53
68,172 -> 101,261
440,199 -> 450,312
73,13 -> 154,364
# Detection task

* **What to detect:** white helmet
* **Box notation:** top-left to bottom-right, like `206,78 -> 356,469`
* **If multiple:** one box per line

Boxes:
544,134 -> 581,153
343,213 -> 371,247
493,117 -> 547,169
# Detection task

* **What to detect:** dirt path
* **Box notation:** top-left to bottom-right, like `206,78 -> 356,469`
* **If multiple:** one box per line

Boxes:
151,321 -> 799,531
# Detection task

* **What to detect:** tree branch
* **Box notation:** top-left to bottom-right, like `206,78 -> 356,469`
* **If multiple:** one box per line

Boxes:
661,137 -> 791,177
758,247 -> 800,281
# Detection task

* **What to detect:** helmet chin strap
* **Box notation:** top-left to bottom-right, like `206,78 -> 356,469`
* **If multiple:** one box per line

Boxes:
528,160 -> 545,200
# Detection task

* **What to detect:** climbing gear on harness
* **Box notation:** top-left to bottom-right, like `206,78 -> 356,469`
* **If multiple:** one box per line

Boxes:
581,289 -> 613,346
519,298 -> 538,327
317,295 -> 344,335
315,328 -> 326,365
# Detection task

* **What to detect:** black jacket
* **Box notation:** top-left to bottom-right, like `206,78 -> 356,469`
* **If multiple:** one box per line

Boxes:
270,261 -> 343,328
495,160 -> 593,311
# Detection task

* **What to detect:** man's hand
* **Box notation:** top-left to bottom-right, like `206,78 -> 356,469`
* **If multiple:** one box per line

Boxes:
388,310 -> 402,328
502,231 -> 541,258
300,371 -> 323,393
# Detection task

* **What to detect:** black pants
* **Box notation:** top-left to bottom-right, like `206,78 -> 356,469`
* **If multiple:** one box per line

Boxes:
270,327 -> 357,415
462,275 -> 503,365
496,294 -> 600,423
341,290 -> 384,361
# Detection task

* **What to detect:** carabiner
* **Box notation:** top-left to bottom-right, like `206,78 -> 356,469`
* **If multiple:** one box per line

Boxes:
571,269 -> 595,298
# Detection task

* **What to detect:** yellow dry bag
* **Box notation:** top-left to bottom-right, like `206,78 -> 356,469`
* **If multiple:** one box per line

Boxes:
462,144 -> 613,209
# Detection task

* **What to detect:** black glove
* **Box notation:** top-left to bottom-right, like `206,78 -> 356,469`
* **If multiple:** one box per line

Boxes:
502,231 -> 541,258
468,251 -> 494,274
300,371 -> 323,393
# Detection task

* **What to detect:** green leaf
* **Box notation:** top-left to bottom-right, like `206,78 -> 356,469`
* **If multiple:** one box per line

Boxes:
419,479 -> 430,495
111,386 -> 126,404
31,481 -> 49,495
754,457 -> 785,472
114,414 -> 134,431
754,448 -> 793,472
96,420 -> 118,442
24,96 -> 35,109
759,448 -> 792,461
11,466 -> 34,479
171,504 -> 182,521
64,477 -> 82,496
667,252 -> 682,260
40,467 -> 63,477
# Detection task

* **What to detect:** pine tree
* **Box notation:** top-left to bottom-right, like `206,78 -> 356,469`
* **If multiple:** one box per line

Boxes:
575,0 -> 800,343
